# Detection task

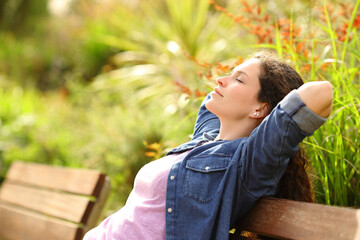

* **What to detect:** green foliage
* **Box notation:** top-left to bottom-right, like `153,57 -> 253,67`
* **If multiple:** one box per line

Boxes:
0,0 -> 359,216
304,0 -> 360,206
0,0 -> 48,35
0,87 -> 42,179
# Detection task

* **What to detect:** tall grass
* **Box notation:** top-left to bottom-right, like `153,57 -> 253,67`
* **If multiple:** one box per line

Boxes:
89,0 -> 360,207
208,0 -> 360,206
305,0 -> 360,206
0,0 -> 359,212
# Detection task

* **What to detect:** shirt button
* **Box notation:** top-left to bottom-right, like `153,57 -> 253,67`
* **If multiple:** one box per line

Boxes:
205,166 -> 210,171
167,208 -> 173,213
170,175 -> 175,180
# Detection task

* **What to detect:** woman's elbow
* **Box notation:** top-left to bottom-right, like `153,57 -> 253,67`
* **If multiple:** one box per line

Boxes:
319,81 -> 333,118
297,81 -> 333,118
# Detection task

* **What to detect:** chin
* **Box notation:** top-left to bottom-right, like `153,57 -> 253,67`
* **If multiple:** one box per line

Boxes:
205,99 -> 221,117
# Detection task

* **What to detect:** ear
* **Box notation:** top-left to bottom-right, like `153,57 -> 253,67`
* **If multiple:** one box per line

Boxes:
249,103 -> 269,119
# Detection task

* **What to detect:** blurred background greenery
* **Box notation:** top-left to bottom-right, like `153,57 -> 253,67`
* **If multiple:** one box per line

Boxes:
0,0 -> 359,217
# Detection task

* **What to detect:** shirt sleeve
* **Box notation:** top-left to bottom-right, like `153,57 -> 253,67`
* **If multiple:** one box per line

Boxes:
191,93 -> 220,141
280,90 -> 327,134
241,90 -> 327,197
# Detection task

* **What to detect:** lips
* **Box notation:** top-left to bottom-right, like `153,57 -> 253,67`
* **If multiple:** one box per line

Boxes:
214,88 -> 223,97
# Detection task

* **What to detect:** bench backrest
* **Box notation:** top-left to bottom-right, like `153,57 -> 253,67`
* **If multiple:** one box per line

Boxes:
0,161 -> 111,240
232,197 -> 360,240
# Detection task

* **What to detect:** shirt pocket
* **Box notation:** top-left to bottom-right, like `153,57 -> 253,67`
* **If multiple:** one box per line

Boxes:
184,154 -> 231,203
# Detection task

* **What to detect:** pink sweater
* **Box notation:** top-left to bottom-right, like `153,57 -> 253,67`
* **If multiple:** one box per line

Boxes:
83,151 -> 189,240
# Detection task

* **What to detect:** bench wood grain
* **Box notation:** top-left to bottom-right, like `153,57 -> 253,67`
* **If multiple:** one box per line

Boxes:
0,161 -> 111,240
231,197 -> 360,240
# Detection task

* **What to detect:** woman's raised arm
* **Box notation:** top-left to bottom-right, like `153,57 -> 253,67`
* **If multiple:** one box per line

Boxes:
297,81 -> 333,118
191,93 -> 220,141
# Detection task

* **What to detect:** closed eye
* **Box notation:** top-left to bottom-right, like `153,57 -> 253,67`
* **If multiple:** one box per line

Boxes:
235,78 -> 243,83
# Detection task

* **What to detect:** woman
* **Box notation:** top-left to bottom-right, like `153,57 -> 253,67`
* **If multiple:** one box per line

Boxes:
84,51 -> 333,240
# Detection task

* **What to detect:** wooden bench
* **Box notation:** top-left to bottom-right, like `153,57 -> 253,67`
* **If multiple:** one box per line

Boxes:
0,161 -> 111,240
230,197 -> 360,240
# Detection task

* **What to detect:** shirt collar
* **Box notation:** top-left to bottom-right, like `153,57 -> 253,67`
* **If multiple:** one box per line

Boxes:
203,132 -> 217,141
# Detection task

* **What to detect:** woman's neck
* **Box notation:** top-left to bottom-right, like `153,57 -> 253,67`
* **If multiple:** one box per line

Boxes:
217,118 -> 260,140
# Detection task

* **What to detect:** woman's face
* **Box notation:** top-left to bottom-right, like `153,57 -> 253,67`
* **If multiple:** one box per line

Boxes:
206,58 -> 263,122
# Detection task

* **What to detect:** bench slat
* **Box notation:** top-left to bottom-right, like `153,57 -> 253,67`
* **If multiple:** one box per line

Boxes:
83,177 -> 112,234
237,197 -> 360,240
0,202 -> 82,240
0,181 -> 90,223
5,161 -> 102,195
0,161 -> 111,240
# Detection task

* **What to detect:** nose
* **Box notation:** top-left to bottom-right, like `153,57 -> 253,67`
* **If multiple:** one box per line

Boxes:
216,76 -> 227,87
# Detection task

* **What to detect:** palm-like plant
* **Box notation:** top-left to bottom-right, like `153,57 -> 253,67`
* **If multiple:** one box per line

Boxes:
84,0 -> 242,109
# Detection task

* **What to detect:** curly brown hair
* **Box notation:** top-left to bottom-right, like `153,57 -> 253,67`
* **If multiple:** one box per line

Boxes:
253,51 -> 315,203
231,51 -> 315,240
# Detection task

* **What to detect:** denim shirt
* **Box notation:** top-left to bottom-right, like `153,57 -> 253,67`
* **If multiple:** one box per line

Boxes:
165,90 -> 326,240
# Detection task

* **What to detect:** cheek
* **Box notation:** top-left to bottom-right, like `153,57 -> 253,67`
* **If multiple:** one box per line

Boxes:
228,90 -> 259,114
227,89 -> 249,105
233,88 -> 259,105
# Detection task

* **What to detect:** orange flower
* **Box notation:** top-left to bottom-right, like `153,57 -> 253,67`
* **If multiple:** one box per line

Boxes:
235,57 -> 243,66
320,62 -> 331,71
174,81 -> 192,96
206,72 -> 213,80
278,18 -> 289,27
227,12 -> 234,18
263,14 -> 270,22
300,64 -> 311,73
233,16 -> 244,23
214,4 -> 224,11
145,152 -> 156,157
242,1 -> 251,10
354,15 -> 360,29
192,56 -> 211,68
146,142 -> 161,150
296,42 -> 304,52
216,62 -> 229,73
195,89 -> 207,97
